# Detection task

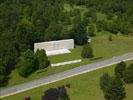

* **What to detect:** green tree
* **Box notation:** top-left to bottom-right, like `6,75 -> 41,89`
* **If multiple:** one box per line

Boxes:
104,77 -> 126,100
84,9 -> 97,22
87,24 -> 96,36
17,49 -> 36,77
100,73 -> 111,92
123,63 -> 133,83
115,61 -> 126,78
16,20 -> 37,51
45,23 -> 63,41
71,21 -> 88,45
81,44 -> 94,58
100,74 -> 126,100
35,49 -> 50,69
0,59 -> 8,86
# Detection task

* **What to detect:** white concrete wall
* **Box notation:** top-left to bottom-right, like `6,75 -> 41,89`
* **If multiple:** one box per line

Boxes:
51,59 -> 82,67
34,39 -> 74,52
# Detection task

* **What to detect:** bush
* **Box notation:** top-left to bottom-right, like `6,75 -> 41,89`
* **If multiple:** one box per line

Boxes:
35,49 -> 50,69
115,61 -> 126,78
42,88 -> 59,100
100,73 -> 111,92
81,44 -> 94,58
104,77 -> 126,100
100,74 -> 126,100
108,34 -> 113,41
42,86 -> 69,100
123,63 -> 133,83
17,49 -> 36,77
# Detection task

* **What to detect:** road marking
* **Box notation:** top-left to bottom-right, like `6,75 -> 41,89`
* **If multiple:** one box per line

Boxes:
0,57 -> 133,98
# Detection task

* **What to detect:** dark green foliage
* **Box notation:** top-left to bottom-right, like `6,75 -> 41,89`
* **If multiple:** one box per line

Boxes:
81,44 -> 93,58
84,9 -> 97,22
123,63 -> 133,83
0,59 -> 8,86
16,21 -> 38,51
45,23 -> 63,41
17,49 -> 36,77
35,49 -> 50,69
87,24 -> 96,36
0,32 -> 18,74
71,21 -> 88,45
115,61 -> 126,78
96,20 -> 107,32
100,73 -> 111,92
0,0 -> 133,85
42,85 -> 69,100
104,77 -> 126,100
100,74 -> 126,100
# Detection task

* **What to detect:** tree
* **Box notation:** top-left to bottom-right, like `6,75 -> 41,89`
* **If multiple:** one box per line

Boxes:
17,49 -> 36,77
100,73 -> 111,92
115,61 -> 126,78
44,22 -> 63,41
71,21 -> 88,45
84,9 -> 97,22
100,74 -> 126,100
81,44 -> 94,58
104,77 -> 126,100
16,20 -> 37,51
123,63 -> 133,83
42,85 -> 69,100
35,49 -> 50,69
42,88 -> 59,100
0,59 -> 8,86
87,24 -> 96,36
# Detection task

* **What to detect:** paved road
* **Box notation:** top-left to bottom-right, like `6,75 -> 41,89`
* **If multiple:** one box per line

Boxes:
0,53 -> 133,98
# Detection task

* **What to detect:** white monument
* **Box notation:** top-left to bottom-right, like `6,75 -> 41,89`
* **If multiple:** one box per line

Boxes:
34,39 -> 74,56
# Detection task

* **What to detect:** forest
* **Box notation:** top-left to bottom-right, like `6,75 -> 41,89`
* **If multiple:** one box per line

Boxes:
0,0 -> 133,86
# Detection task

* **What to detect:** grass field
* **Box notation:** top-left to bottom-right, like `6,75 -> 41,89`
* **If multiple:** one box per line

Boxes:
1,60 -> 133,100
0,33 -> 132,90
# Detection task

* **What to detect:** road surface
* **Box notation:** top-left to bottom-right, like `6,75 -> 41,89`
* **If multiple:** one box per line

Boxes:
0,53 -> 133,98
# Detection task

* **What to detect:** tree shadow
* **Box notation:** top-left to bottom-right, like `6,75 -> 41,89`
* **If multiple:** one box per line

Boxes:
37,69 -> 48,74
90,57 -> 103,61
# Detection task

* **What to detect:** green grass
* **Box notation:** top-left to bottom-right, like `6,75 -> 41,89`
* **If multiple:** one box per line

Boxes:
1,60 -> 133,100
0,33 -> 133,90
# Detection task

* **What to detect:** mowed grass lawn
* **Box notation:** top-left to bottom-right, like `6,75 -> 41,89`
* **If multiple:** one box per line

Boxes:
0,33 -> 133,90
2,60 -> 133,100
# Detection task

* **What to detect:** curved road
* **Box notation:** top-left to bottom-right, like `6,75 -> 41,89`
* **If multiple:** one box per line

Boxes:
0,53 -> 133,98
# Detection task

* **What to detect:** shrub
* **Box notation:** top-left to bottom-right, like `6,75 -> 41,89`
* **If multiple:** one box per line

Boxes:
104,77 -> 126,100
17,49 -> 36,77
100,74 -> 126,100
108,34 -> 113,41
124,63 -> 133,83
42,85 -> 69,100
81,44 -> 94,58
35,49 -> 50,69
100,73 -> 111,92
115,61 -> 126,78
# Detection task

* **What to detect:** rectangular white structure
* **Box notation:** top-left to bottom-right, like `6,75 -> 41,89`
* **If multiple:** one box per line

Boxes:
51,59 -> 82,67
34,39 -> 74,56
